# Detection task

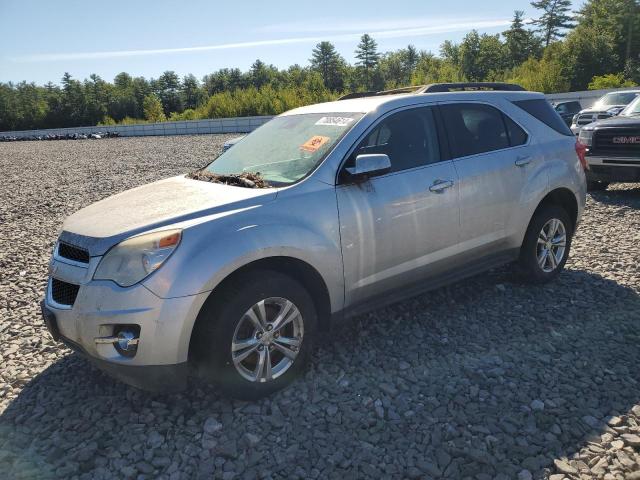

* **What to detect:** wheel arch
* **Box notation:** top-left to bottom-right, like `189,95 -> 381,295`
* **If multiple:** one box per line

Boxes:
188,256 -> 333,360
532,187 -> 579,230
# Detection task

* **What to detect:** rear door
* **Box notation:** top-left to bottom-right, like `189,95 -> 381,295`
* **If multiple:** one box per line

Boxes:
336,105 -> 460,305
439,101 -> 531,256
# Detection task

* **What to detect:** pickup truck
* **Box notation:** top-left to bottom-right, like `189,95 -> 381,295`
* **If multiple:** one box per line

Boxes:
578,95 -> 640,190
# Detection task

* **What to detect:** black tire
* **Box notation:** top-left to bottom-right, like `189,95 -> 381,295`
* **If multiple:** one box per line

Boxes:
193,270 -> 317,400
517,205 -> 573,284
587,180 -> 609,192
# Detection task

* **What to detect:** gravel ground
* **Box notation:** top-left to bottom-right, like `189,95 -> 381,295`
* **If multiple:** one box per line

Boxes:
1,135 -> 639,480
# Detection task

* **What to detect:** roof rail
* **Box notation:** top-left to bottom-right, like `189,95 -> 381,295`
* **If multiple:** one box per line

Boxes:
338,91 -> 378,100
338,85 -> 425,101
418,82 -> 526,93
337,82 -> 526,101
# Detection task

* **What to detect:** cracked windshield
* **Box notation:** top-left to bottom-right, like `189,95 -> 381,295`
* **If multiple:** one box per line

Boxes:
203,113 -> 363,185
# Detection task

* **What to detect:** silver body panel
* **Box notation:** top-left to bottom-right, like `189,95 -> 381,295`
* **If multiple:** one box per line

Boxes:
44,90 -> 586,372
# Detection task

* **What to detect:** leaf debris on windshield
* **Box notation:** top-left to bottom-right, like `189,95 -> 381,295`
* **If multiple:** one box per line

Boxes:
186,170 -> 271,188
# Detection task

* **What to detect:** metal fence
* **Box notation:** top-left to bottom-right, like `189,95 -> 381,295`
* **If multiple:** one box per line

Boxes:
0,87 -> 633,140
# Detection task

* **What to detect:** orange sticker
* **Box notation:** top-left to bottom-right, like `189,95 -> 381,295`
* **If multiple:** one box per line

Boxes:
300,135 -> 330,152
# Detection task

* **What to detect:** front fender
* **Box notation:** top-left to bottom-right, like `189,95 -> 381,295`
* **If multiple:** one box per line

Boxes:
142,222 -> 344,312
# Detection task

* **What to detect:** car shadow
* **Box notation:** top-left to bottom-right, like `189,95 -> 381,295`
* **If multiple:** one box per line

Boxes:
1,267 -> 639,479
589,183 -> 640,207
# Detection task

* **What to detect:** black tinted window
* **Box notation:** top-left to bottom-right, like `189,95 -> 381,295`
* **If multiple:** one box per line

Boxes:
513,99 -> 574,136
504,115 -> 528,146
353,107 -> 441,172
441,103 -> 509,158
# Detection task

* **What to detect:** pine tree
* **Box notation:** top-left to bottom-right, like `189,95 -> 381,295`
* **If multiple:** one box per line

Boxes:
530,0 -> 575,47
503,11 -> 542,67
310,41 -> 345,91
355,34 -> 381,90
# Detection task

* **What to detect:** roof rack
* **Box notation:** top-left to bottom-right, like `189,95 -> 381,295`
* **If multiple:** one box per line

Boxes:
338,82 -> 525,100
418,82 -> 526,93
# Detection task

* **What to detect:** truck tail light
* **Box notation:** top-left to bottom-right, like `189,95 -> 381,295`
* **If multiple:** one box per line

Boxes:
575,140 -> 589,171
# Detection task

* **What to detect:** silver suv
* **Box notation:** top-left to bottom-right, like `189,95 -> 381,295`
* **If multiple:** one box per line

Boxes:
42,83 -> 587,398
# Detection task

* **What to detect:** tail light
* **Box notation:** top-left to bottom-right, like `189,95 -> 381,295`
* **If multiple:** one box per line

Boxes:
575,140 -> 589,171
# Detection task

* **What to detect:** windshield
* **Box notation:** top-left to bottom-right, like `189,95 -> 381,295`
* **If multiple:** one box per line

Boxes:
621,96 -> 640,116
593,92 -> 639,109
203,113 -> 363,186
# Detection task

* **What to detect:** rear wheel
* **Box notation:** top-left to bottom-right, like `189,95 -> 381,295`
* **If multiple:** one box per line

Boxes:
517,205 -> 573,284
587,180 -> 609,191
193,270 -> 317,399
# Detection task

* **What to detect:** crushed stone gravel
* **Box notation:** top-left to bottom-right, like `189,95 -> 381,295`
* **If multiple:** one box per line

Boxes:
0,135 -> 639,479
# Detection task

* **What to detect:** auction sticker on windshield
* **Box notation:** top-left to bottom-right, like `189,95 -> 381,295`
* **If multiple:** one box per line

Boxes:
301,135 -> 331,152
315,116 -> 355,127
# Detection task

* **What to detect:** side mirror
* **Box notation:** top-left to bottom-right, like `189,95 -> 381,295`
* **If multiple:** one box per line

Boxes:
344,154 -> 391,181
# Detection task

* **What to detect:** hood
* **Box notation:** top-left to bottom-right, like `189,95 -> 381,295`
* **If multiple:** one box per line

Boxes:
579,105 -> 626,115
586,115 -> 640,130
61,175 -> 278,256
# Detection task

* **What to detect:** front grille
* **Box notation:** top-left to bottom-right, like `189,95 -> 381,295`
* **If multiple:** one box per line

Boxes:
51,278 -> 80,306
57,242 -> 90,263
576,113 -> 611,126
593,128 -> 640,155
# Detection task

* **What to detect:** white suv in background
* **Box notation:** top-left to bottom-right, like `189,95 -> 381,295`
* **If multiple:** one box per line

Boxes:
42,83 -> 587,398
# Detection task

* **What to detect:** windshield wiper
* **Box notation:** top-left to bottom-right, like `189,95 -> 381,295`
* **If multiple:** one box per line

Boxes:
186,170 -> 271,188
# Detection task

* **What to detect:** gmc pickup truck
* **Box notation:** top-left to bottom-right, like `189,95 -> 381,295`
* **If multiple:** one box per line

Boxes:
578,95 -> 640,190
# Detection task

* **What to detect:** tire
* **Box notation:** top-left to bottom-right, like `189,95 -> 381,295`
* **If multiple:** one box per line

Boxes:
587,180 -> 609,192
193,270 -> 317,400
517,205 -> 573,284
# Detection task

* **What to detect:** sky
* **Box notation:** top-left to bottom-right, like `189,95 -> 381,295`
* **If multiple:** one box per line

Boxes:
0,0 -> 582,85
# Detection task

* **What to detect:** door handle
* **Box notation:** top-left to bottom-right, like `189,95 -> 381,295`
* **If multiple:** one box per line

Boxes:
429,179 -> 454,193
515,155 -> 532,167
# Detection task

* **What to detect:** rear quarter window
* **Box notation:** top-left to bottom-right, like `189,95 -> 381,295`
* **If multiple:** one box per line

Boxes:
512,99 -> 574,136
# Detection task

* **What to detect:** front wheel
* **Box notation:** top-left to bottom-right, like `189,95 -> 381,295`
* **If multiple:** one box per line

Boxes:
517,205 -> 573,284
193,270 -> 317,400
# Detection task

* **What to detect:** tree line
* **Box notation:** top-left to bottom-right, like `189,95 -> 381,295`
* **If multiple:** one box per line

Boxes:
1,0 -> 638,132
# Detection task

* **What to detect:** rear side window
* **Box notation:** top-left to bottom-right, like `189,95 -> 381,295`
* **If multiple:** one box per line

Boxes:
513,99 -> 574,136
504,115 -> 528,146
440,103 -> 509,158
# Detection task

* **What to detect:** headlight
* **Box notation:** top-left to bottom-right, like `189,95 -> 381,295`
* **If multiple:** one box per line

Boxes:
572,114 -> 579,125
578,129 -> 593,147
94,229 -> 182,287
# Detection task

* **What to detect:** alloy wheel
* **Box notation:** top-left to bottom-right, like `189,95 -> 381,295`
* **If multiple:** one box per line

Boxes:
536,218 -> 567,273
231,297 -> 304,383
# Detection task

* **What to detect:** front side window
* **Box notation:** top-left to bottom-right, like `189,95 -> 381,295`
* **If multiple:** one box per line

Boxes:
349,107 -> 441,173
203,113 -> 363,185
441,103 -> 510,158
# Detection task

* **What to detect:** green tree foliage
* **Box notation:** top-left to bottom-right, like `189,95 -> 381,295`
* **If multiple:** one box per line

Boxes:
154,71 -> 182,115
576,0 -> 640,70
560,25 -> 620,90
588,73 -> 637,89
530,0 -> 575,47
355,34 -> 381,90
508,56 -> 570,92
310,41 -> 345,91
143,94 -> 166,122
503,11 -> 542,67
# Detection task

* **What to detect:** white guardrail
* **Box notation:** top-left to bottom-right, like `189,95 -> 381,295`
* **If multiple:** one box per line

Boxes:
0,88 -> 631,139
0,116 -> 274,139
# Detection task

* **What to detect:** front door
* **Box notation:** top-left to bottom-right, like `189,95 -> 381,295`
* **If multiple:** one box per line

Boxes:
336,106 -> 460,306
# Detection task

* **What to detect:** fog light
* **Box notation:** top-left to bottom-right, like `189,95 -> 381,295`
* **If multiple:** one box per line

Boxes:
114,326 -> 140,358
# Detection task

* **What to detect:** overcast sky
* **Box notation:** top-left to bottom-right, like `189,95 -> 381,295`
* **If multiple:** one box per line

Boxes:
0,0 -> 582,85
